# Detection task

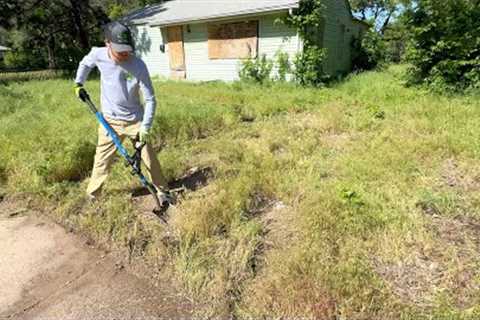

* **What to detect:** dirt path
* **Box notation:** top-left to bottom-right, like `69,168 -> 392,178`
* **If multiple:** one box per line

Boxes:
0,200 -> 193,320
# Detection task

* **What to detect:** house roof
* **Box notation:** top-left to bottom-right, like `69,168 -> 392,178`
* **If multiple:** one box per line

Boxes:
352,18 -> 371,29
123,0 -> 300,26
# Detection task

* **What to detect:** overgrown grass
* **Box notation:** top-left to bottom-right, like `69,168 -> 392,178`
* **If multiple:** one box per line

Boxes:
1,66 -> 480,319
0,69 -> 72,83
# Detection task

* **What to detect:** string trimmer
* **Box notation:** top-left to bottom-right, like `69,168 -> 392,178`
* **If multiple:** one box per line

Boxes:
77,88 -> 171,221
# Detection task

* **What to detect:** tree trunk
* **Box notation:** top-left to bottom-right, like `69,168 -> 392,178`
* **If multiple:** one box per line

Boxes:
70,0 -> 90,49
47,35 -> 57,69
380,11 -> 394,35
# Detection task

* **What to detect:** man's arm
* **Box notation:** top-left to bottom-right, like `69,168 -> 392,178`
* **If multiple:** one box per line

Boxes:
138,61 -> 157,131
75,47 -> 98,85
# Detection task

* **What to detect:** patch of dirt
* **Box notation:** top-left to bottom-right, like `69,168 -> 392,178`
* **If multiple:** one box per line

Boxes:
246,191 -> 278,217
248,194 -> 302,275
374,158 -> 480,308
321,132 -> 351,151
260,201 -> 299,250
130,167 -> 213,199
0,199 -> 194,319
415,201 -> 441,216
168,166 -> 214,192
131,166 -> 214,220
441,158 -> 480,191
372,213 -> 480,309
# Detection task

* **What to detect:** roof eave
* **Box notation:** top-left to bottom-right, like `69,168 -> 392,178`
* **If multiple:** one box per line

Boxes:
148,3 -> 299,27
352,18 -> 371,28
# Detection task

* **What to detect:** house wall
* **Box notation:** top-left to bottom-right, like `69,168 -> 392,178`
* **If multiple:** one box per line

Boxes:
321,0 -> 363,76
131,24 -> 171,78
133,13 -> 300,81
132,3 -> 366,81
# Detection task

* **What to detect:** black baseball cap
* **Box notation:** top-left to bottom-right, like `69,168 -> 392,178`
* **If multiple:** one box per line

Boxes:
104,22 -> 135,52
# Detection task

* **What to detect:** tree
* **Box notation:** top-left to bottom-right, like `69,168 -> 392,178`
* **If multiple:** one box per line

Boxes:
98,0 -> 165,20
405,0 -> 480,90
1,0 -> 109,69
349,0 -> 413,70
350,0 -> 410,34
0,0 -> 161,70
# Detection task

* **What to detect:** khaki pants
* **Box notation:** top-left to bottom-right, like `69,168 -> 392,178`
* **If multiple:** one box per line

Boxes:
86,118 -> 167,197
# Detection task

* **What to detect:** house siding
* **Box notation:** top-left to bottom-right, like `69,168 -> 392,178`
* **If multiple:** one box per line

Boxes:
184,13 -> 299,81
321,0 -> 360,75
132,13 -> 299,81
131,24 -> 170,78
131,1 -> 363,80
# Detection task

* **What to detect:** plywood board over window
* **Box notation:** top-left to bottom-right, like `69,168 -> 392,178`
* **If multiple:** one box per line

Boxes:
167,26 -> 186,79
208,21 -> 258,59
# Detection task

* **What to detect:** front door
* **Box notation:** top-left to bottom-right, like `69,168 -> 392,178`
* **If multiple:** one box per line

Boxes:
167,26 -> 186,79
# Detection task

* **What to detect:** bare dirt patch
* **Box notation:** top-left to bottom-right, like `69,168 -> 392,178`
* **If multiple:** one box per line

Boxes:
0,198 -> 193,319
373,212 -> 480,309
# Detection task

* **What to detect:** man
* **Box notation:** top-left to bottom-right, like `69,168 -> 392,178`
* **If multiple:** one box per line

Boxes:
74,21 -> 169,205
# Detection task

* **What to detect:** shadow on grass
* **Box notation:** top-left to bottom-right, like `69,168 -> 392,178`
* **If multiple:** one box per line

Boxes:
129,166 -> 214,198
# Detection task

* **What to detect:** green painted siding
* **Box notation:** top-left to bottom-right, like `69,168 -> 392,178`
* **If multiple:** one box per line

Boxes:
321,0 -> 362,75
132,13 -> 299,81
132,25 -> 170,78
131,1 -> 364,80
183,13 -> 299,81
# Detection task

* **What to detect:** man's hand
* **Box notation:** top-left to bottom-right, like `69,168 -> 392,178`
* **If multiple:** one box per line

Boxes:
74,83 -> 85,101
139,128 -> 150,143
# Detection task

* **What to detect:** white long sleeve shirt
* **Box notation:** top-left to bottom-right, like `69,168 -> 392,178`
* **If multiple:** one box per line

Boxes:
75,47 -> 156,130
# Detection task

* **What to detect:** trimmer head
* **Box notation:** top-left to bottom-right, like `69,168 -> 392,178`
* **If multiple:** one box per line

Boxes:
152,206 -> 169,223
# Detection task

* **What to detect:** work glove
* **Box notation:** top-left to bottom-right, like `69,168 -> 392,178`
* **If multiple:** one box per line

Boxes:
139,128 -> 150,144
74,83 -> 86,101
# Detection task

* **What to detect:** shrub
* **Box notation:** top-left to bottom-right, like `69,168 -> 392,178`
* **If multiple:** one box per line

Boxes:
352,30 -> 387,71
406,0 -> 480,91
3,51 -> 30,69
282,0 -> 328,87
239,54 -> 274,84
275,51 -> 291,82
293,46 -> 327,87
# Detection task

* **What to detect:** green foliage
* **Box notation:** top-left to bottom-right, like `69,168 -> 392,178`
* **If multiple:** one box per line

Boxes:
37,140 -> 95,184
108,4 -> 127,20
350,1 -> 412,70
275,51 -> 291,82
0,70 -> 71,83
1,0 -> 110,70
282,0 -> 328,86
293,46 -> 327,86
239,51 -> 292,84
352,30 -> 387,70
3,51 -> 29,69
406,0 -> 480,91
340,188 -> 365,208
239,46 -> 327,87
350,0 -> 410,34
382,19 -> 410,63
239,54 -> 273,84
283,0 -> 325,45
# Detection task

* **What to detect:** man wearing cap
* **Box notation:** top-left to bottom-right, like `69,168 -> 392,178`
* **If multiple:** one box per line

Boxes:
74,22 -> 169,203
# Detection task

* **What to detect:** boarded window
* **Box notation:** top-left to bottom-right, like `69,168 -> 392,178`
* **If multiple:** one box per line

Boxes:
208,21 -> 258,59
